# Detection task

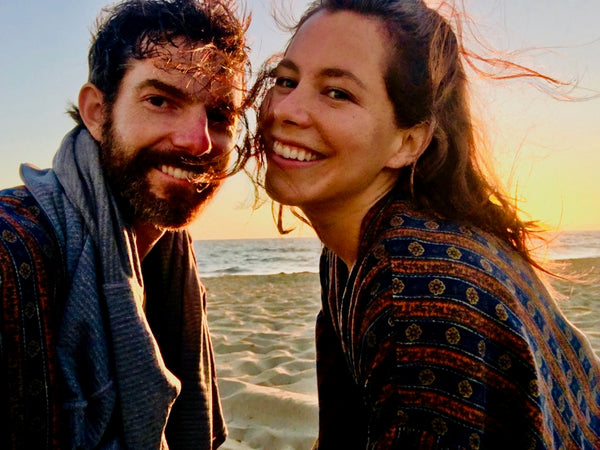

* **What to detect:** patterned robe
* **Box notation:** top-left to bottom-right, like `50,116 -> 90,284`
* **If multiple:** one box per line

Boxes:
315,194 -> 600,449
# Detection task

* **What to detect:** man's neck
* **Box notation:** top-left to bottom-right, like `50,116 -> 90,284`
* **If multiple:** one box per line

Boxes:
133,219 -> 165,260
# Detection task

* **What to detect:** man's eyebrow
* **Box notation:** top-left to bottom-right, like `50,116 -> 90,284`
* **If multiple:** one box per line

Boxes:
136,79 -> 191,101
276,58 -> 366,90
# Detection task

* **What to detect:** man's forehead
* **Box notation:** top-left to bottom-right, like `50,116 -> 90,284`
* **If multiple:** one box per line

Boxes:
142,39 -> 244,104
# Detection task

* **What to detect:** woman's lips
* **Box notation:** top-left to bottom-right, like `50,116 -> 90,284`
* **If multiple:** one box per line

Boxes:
272,140 -> 321,162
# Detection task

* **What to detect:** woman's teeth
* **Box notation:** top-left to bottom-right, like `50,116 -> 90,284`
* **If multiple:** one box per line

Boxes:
160,165 -> 197,180
273,141 -> 318,162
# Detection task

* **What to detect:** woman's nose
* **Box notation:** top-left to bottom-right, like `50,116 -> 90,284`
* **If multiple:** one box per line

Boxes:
271,86 -> 311,128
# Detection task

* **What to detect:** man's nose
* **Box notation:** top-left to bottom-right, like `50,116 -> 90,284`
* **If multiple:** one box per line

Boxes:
172,106 -> 212,156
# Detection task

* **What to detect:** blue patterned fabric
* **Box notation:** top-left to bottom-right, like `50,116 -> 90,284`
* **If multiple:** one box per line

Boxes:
315,193 -> 600,449
0,186 -> 66,449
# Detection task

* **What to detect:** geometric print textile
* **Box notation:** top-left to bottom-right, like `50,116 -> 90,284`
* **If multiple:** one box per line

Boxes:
0,186 -> 66,449
315,195 -> 600,449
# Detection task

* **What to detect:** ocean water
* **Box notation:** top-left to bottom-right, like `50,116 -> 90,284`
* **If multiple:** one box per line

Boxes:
194,230 -> 600,278
195,237 -> 323,278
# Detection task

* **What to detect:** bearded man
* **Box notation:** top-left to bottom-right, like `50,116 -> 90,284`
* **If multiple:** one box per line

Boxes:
0,0 -> 250,448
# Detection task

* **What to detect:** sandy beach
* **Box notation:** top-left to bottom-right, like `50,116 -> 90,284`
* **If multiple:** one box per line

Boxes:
204,258 -> 600,450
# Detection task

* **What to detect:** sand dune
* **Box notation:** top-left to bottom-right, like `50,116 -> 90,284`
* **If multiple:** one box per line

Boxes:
203,258 -> 600,449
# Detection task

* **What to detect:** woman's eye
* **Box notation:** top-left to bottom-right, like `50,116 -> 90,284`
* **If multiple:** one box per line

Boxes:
275,77 -> 297,89
326,88 -> 350,101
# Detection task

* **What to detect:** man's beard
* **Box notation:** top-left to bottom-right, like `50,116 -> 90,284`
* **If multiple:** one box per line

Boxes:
99,117 -> 224,230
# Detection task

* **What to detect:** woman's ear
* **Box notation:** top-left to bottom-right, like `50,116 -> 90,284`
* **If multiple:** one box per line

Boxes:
385,121 -> 435,169
78,83 -> 105,142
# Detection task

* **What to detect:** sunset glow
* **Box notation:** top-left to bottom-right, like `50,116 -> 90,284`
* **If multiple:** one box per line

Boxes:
1,1 -> 598,240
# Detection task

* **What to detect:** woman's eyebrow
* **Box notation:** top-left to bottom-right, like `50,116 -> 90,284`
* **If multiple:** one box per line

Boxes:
277,58 -> 365,90
318,68 -> 366,90
276,58 -> 299,73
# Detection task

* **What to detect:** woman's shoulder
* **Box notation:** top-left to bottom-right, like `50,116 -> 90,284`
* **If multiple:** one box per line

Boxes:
369,201 -> 508,261
357,201 -> 547,348
362,200 -> 541,297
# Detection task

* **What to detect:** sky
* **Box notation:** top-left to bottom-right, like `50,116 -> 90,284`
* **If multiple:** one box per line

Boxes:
0,0 -> 599,240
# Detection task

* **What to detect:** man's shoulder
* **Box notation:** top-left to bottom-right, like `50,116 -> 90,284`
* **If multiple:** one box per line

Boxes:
0,186 -> 50,234
0,184 -> 66,316
0,186 -> 67,449
0,185 -> 62,265
1,185 -> 41,218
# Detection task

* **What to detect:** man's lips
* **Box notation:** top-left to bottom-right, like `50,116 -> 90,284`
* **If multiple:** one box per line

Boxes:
159,164 -> 200,181
143,147 -> 227,182
272,140 -> 321,162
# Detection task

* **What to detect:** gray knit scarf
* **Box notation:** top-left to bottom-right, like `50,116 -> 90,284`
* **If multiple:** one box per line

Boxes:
21,127 -> 226,449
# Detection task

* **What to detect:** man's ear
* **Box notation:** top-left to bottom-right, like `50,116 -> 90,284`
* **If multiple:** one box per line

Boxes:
385,121 -> 435,170
78,83 -> 105,142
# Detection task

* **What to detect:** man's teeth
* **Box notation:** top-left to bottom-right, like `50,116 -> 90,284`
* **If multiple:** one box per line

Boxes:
160,165 -> 197,180
273,141 -> 318,162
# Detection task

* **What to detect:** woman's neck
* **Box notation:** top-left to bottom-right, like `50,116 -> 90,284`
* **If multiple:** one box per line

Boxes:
300,184 -> 396,271
305,194 -> 385,271
309,209 -> 364,271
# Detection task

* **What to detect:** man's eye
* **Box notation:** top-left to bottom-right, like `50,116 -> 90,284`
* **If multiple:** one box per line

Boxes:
207,107 -> 235,126
275,77 -> 297,89
147,96 -> 169,108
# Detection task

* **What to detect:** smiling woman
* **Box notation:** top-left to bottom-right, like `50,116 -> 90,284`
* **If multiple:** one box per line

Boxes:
260,10 -> 425,256
245,0 -> 600,448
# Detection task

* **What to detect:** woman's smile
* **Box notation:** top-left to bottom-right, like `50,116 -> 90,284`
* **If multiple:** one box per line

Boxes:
272,140 -> 321,162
